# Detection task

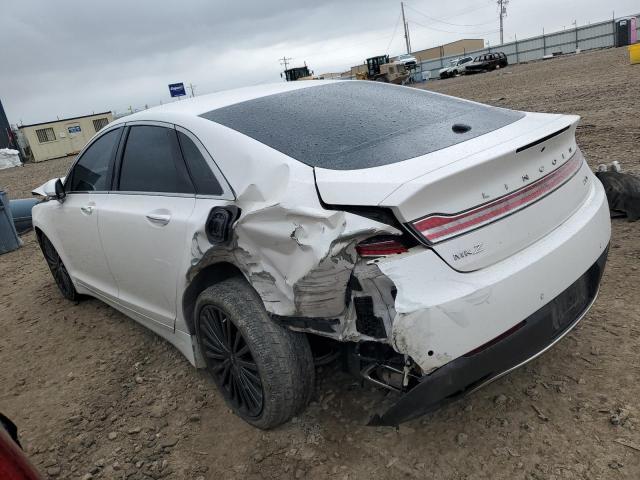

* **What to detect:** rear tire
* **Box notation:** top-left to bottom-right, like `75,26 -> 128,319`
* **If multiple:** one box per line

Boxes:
195,277 -> 314,429
38,233 -> 79,301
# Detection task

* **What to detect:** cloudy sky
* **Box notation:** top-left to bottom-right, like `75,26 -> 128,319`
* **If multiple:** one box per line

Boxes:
1,0 -> 638,124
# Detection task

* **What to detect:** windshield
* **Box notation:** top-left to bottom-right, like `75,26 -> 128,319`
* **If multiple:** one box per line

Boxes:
201,82 -> 524,170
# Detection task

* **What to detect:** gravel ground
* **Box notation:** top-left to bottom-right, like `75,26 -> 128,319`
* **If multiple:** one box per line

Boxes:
1,46 -> 639,480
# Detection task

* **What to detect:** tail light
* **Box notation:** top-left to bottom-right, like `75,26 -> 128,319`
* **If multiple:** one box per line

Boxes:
411,153 -> 583,244
356,236 -> 409,258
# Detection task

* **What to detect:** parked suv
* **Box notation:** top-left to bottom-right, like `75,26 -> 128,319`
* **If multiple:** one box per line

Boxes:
32,81 -> 610,428
439,56 -> 474,79
465,52 -> 508,74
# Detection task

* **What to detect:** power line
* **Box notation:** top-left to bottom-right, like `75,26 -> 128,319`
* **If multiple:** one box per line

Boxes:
409,18 -> 500,35
405,4 -> 496,27
385,13 -> 403,54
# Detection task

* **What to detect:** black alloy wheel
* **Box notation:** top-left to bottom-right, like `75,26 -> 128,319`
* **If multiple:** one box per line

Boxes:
198,305 -> 264,417
194,277 -> 314,429
40,235 -> 78,301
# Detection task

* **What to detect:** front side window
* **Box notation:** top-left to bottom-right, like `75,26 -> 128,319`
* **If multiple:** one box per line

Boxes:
177,131 -> 223,195
67,128 -> 121,192
119,125 -> 193,194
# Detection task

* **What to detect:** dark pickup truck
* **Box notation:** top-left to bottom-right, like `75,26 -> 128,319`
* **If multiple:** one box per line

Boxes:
465,52 -> 508,74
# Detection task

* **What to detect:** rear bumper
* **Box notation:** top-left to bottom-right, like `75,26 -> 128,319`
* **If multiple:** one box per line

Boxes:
377,171 -> 610,373
369,246 -> 608,426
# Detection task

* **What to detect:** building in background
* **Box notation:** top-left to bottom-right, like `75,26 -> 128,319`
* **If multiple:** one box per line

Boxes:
407,38 -> 484,63
18,112 -> 113,162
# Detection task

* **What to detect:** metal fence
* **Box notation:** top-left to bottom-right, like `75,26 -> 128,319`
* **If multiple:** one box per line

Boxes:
415,13 -> 640,81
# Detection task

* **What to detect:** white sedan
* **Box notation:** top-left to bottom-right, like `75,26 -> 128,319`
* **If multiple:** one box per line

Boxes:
32,80 -> 610,428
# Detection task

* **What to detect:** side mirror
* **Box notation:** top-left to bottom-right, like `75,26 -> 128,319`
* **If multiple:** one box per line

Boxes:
54,178 -> 66,201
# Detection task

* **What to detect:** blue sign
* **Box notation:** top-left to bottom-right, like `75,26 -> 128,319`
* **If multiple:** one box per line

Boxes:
68,125 -> 81,133
168,82 -> 186,97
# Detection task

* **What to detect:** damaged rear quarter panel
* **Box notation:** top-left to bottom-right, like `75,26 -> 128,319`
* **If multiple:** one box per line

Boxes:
179,117 -> 400,338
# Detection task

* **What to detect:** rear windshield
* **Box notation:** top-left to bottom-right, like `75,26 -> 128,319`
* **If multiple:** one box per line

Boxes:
201,82 -> 524,170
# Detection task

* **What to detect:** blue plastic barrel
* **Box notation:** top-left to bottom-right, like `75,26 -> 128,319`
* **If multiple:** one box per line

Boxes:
0,191 -> 21,254
10,198 -> 38,234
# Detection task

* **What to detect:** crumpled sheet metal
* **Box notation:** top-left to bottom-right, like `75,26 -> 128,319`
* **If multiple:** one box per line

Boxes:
375,249 -> 491,372
188,156 -> 399,322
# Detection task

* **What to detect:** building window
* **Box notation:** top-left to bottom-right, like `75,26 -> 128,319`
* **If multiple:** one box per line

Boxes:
93,118 -> 109,132
35,127 -> 56,143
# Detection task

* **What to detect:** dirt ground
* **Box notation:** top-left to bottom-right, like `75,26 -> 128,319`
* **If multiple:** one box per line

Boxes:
1,47 -> 639,480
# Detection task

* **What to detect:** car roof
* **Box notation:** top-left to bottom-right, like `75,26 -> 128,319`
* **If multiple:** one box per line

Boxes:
111,80 -> 341,126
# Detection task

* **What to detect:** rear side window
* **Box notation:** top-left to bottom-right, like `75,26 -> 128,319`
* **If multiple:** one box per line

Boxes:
119,126 -> 194,194
67,128 -> 120,192
177,131 -> 223,195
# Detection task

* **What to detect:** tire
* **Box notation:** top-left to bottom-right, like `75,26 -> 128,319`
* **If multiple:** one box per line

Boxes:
451,70 -> 458,77
195,277 -> 314,429
38,233 -> 79,301
440,73 -> 448,79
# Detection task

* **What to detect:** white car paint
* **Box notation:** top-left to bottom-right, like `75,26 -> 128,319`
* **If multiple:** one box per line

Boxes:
377,175 -> 609,371
32,80 -> 610,388
439,56 -> 474,77
396,54 -> 418,66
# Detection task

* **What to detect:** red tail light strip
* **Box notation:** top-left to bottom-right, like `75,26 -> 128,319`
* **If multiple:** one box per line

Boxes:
412,153 -> 583,244
356,239 -> 408,257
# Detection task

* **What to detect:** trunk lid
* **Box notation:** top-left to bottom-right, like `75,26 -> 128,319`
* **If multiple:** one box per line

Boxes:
315,112 -> 591,271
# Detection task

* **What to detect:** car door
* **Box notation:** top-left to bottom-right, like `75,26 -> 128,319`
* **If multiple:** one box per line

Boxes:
98,123 -> 196,331
47,126 -> 122,299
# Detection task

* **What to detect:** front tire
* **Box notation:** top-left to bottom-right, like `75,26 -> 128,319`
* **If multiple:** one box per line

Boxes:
38,233 -> 79,301
195,277 -> 314,429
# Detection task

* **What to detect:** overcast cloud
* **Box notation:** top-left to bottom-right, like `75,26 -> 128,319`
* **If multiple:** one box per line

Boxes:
1,0 -> 638,124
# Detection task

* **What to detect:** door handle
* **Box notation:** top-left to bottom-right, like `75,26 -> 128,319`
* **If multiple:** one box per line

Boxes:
80,205 -> 94,215
146,213 -> 171,226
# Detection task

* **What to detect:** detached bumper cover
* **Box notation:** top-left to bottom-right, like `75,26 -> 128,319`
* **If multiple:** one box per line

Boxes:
369,246 -> 608,426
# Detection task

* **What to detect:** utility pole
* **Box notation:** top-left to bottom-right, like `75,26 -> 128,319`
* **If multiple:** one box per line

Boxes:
187,83 -> 196,98
401,2 -> 411,54
497,0 -> 509,45
279,56 -> 293,70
